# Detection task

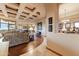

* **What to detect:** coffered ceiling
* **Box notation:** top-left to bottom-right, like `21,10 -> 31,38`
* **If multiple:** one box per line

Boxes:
0,3 -> 46,21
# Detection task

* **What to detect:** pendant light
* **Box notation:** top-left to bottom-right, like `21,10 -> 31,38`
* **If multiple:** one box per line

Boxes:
62,9 -> 70,23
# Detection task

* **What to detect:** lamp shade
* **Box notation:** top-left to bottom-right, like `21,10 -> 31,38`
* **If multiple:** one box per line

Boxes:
0,33 -> 3,38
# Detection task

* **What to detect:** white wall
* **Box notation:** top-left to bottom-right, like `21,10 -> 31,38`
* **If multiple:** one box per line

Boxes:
59,3 -> 79,18
46,4 -> 79,55
35,4 -> 59,36
45,4 -> 59,34
47,33 -> 79,55
59,3 -> 79,22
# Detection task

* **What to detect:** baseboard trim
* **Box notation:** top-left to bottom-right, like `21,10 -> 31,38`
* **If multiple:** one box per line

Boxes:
46,47 -> 63,56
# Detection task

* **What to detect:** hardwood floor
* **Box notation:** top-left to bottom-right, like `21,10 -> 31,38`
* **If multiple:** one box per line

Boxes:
46,47 -> 62,56
8,37 -> 61,56
8,37 -> 43,56
45,48 -> 59,56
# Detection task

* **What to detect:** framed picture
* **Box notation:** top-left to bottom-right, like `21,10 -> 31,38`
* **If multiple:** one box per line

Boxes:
37,22 -> 42,36
37,22 -> 42,30
59,23 -> 63,29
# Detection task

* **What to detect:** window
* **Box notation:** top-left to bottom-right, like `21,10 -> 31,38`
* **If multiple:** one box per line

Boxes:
37,22 -> 42,35
48,17 -> 52,24
9,24 -> 15,29
9,21 -> 16,30
48,17 -> 53,32
0,19 -> 16,31
48,25 -> 52,32
0,19 -> 8,30
75,22 -> 79,28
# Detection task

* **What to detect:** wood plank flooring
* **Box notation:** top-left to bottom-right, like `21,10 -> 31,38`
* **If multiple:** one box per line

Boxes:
8,37 -> 43,56
46,47 -> 62,56
45,48 -> 58,56
8,37 -> 61,56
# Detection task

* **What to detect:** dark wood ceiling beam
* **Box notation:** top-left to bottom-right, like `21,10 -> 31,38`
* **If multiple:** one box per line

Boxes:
22,12 -> 30,15
36,12 -> 40,15
6,5 -> 18,11
25,7 -> 36,12
7,12 -> 16,15
29,17 -> 33,19
20,15 -> 26,18
32,15 -> 37,17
